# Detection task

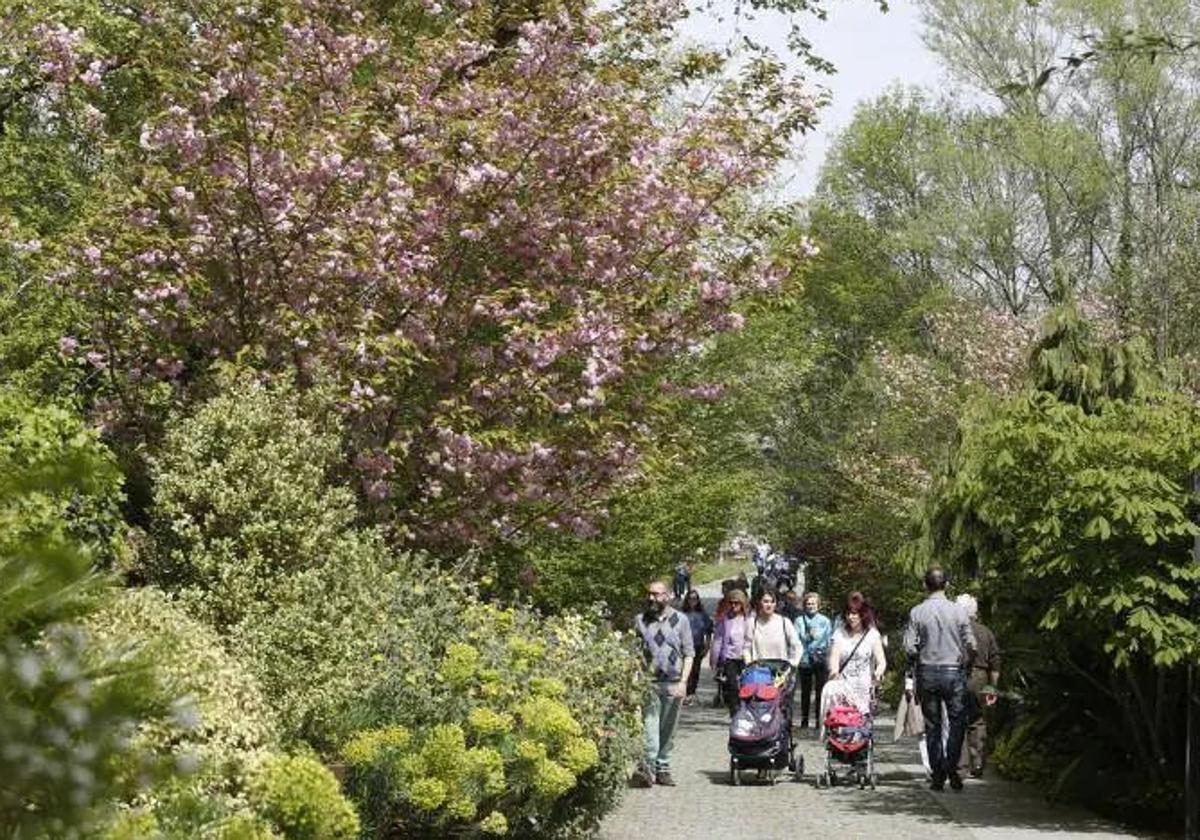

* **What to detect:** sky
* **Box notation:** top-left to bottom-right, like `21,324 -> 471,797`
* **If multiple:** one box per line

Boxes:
681,0 -> 946,196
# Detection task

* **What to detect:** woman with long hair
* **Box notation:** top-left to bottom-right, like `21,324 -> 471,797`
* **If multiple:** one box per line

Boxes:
709,588 -> 750,713
680,589 -> 712,706
828,591 -> 886,712
742,588 -> 801,667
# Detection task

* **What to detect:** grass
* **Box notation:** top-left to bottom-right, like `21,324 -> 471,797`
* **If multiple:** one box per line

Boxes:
690,559 -> 753,587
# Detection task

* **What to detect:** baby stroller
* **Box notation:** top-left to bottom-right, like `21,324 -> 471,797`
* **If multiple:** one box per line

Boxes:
816,681 -> 877,790
727,659 -> 804,785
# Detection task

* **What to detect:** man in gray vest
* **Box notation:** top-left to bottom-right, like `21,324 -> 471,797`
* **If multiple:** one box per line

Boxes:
633,579 -> 694,787
903,567 -> 976,791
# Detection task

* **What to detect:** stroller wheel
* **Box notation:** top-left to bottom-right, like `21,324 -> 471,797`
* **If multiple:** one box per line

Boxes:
729,758 -> 740,786
793,754 -> 805,782
870,772 -> 878,790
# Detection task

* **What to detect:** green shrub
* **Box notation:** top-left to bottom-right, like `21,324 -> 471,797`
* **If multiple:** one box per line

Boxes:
145,376 -> 355,628
86,587 -> 279,784
0,388 -> 126,566
230,531 -> 406,751
0,431 -> 164,837
246,754 -> 360,840
342,595 -> 645,838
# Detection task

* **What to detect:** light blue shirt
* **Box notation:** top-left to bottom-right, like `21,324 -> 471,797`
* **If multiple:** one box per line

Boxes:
794,611 -> 833,669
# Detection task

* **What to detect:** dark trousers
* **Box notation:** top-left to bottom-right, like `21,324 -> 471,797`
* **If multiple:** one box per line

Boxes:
686,645 -> 707,696
673,573 -> 689,599
721,659 -> 745,714
918,665 -> 968,780
797,664 -> 826,726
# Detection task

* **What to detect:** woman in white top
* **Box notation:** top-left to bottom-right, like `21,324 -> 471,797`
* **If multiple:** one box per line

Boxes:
743,589 -> 801,667
828,591 -> 886,712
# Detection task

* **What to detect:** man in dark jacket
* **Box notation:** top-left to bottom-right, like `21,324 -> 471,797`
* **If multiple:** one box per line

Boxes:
956,594 -> 1001,778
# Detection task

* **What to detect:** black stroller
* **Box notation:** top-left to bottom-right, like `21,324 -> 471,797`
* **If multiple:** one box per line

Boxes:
727,659 -> 804,785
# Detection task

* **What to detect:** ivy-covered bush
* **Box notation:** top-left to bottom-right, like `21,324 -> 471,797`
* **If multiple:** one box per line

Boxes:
145,375 -> 354,628
342,598 -> 644,839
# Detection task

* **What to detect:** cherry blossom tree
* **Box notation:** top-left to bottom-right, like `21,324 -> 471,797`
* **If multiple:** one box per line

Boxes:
10,0 -> 819,548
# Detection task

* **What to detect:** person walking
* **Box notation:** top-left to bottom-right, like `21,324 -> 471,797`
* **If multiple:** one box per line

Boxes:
633,579 -> 694,787
794,592 -> 833,728
779,589 -> 802,622
710,589 -> 750,714
743,589 -> 801,667
680,589 -> 713,706
827,591 -> 886,714
672,561 -> 691,601
903,567 -> 976,792
955,593 -> 1001,779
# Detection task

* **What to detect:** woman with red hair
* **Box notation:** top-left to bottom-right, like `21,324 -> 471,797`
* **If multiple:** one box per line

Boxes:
828,591 -> 886,712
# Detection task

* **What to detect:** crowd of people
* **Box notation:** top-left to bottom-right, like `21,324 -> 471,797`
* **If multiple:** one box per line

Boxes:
632,561 -> 1001,793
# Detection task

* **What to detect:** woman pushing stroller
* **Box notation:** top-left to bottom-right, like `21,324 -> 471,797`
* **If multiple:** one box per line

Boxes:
744,588 -> 802,668
827,591 -> 886,711
816,592 -> 887,789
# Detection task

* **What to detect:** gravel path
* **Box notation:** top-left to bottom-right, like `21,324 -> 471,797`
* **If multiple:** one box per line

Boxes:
599,578 -> 1153,840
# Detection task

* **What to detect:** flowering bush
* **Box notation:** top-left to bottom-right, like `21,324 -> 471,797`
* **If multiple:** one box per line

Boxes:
246,754 -> 360,840
341,599 -> 645,838
17,0 -> 816,550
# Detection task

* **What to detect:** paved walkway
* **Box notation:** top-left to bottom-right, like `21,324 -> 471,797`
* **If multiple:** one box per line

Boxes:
600,579 -> 1154,840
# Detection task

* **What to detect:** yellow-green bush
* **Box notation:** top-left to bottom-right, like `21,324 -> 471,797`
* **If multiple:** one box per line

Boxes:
85,588 -> 281,836
246,754 -> 360,840
340,600 -> 644,838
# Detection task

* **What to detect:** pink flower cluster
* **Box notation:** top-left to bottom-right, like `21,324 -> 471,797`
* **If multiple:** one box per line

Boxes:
67,0 -> 819,547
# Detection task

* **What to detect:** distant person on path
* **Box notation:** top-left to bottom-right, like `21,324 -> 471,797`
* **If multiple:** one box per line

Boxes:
827,591 -> 886,713
955,593 -> 1001,779
709,588 -> 750,714
779,589 -> 802,622
633,580 -> 694,787
794,592 -> 833,728
904,567 -> 976,792
743,589 -> 801,667
681,589 -> 713,706
672,561 -> 691,601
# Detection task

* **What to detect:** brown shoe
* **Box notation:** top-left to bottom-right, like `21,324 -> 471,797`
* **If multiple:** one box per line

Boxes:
631,767 -> 655,788
655,771 -> 676,786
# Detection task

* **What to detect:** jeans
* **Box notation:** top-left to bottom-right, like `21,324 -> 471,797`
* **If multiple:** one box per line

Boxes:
918,665 -> 968,780
686,645 -> 707,697
798,664 -> 827,726
643,682 -> 683,772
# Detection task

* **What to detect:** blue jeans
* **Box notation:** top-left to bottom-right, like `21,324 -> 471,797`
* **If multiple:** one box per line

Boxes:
918,665 -> 968,780
643,683 -> 683,772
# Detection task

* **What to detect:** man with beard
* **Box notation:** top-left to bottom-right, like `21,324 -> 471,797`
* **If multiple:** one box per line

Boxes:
632,579 -> 694,787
